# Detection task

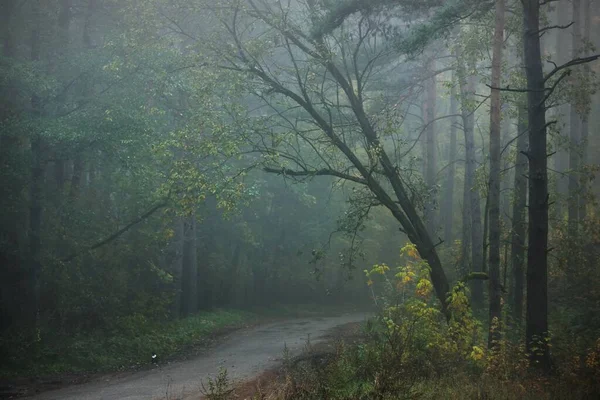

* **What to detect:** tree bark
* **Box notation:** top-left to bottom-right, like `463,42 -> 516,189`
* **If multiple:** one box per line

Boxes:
483,190 -> 489,275
0,0 -> 17,161
1,1 -> 16,59
511,99 -> 528,327
52,0 -> 72,191
443,84 -> 458,245
523,0 -> 551,371
457,53 -> 484,308
500,117 -> 513,225
554,0 -> 571,219
424,58 -> 438,236
568,0 -> 582,235
181,216 -> 198,316
28,0 -> 44,328
70,0 -> 98,199
579,0 -> 591,220
488,0 -> 505,348
69,156 -> 84,199
171,218 -> 184,317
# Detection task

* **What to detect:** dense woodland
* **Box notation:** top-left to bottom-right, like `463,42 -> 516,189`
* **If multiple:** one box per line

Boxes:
2,0 -> 600,397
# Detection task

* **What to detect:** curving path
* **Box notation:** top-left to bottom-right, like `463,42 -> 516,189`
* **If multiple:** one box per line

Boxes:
29,312 -> 370,400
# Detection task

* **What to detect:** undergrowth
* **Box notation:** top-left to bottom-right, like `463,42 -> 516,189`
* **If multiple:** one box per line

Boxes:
220,244 -> 600,400
0,309 -> 252,377
0,303 -> 367,378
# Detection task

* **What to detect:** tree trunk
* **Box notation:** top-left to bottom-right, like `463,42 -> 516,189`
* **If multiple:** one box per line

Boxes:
1,0 -> 16,59
579,0 -> 591,220
568,0 -> 582,235
500,118 -> 513,225
457,53 -> 484,308
488,0 -> 505,348
181,216 -> 198,316
256,27 -> 451,317
0,0 -> 17,157
443,85 -> 458,245
523,0 -> 551,371
70,0 -> 98,199
28,0 -> 43,328
69,156 -> 84,199
511,99 -> 528,327
482,190 -> 489,275
424,59 -> 438,236
554,0 -> 571,219
461,174 -> 472,275
171,218 -> 184,317
52,0 -> 71,192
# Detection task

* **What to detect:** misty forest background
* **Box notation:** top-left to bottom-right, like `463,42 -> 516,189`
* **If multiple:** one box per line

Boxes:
2,0 -> 600,396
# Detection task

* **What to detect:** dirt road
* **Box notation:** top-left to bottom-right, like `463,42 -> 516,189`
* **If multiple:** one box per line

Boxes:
28,312 -> 370,400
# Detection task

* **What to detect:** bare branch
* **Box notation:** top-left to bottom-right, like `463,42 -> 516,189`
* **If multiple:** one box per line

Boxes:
536,21 -> 574,36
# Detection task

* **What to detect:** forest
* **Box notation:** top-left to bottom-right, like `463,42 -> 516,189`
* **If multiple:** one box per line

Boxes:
1,0 -> 600,399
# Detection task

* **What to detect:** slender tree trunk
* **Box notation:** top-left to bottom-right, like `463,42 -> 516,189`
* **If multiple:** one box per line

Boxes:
181,216 -> 198,316
69,157 -> 84,199
443,85 -> 458,245
171,218 -> 184,317
458,63 -> 472,274
523,0 -> 551,371
461,175 -> 472,275
457,54 -> 484,307
568,0 -> 582,235
1,0 -> 16,59
0,0 -> 17,157
52,0 -> 72,191
488,0 -> 505,348
70,0 -> 98,199
579,0 -> 591,220
500,118 -> 513,225
554,0 -> 571,219
482,189 -> 489,275
511,100 -> 528,327
424,59 -> 438,236
28,0 -> 43,327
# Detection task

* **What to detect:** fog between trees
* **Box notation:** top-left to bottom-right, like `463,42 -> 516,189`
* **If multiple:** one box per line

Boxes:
2,0 -> 600,386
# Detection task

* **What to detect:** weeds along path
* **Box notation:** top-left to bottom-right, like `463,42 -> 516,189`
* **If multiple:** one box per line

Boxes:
29,312 -> 370,400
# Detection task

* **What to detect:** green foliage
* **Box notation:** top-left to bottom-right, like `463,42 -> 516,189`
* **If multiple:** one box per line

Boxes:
275,246 -> 486,399
266,243 -> 600,399
0,310 -> 252,376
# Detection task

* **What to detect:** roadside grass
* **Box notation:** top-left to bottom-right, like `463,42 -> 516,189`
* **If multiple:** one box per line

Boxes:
1,309 -> 253,377
0,303 -> 367,378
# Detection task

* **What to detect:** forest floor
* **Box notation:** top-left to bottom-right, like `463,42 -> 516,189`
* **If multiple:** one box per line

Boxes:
5,310 -> 370,400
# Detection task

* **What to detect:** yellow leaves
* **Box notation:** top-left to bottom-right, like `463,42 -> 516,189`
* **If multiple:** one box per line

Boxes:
585,338 -> 600,369
395,270 -> 415,283
415,278 -> 433,298
401,243 -> 420,260
367,279 -> 374,287
372,263 -> 390,275
407,246 -> 419,259
470,345 -> 485,361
